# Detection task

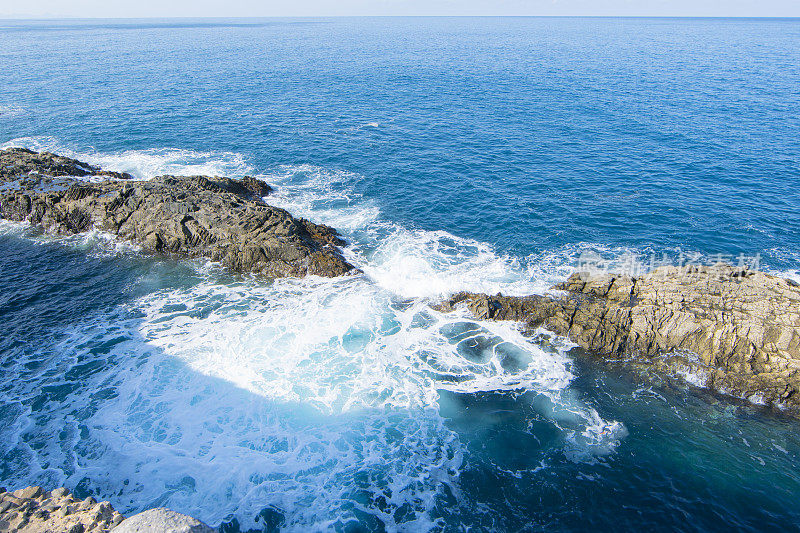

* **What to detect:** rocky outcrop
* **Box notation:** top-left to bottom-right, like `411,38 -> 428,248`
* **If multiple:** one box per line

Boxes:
0,148 -> 355,279
0,486 -> 216,533
0,147 -> 133,181
0,485 -> 125,532
437,265 -> 800,412
113,508 -> 215,533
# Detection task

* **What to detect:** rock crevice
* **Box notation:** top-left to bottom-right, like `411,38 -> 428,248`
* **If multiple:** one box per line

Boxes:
437,265 -> 800,412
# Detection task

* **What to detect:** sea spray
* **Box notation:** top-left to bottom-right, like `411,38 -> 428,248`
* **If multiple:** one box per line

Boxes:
0,144 -> 628,530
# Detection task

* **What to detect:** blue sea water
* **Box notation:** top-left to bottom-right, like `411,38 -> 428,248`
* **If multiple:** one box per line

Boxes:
1,16 -> 800,532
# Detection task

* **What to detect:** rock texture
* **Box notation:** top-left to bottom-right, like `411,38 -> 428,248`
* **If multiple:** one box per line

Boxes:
113,508 -> 215,533
0,486 -> 216,533
0,148 -> 355,279
437,265 -> 800,412
0,485 -> 125,532
0,147 -> 133,181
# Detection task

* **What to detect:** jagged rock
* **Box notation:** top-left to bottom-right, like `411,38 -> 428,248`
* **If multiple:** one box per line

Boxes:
19,486 -> 43,500
438,265 -> 800,413
0,147 -> 133,180
0,486 -> 127,533
113,508 -> 216,533
0,148 -> 356,279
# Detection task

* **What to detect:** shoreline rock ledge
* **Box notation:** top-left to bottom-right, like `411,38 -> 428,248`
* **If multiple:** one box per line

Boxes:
0,485 -> 215,532
437,265 -> 800,414
0,148 -> 356,279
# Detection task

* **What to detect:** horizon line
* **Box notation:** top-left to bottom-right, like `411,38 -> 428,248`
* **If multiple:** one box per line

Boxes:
2,15 -> 800,21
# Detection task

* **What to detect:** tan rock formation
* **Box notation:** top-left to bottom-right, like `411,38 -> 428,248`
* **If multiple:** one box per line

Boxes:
437,265 -> 800,412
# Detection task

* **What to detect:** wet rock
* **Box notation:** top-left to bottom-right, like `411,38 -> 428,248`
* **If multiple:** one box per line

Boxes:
0,147 -> 133,180
240,175 -> 273,198
0,148 -> 356,279
113,508 -> 216,532
439,265 -> 800,414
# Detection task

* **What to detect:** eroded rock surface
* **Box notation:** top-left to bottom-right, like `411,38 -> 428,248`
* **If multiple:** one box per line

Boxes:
0,147 -> 133,181
0,485 -> 125,532
438,265 -> 800,412
113,508 -> 215,533
0,148 -> 355,279
0,486 -> 216,533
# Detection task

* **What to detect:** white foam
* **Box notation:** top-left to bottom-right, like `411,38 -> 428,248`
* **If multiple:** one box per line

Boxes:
0,269 -> 624,530
58,228 -> 142,257
675,366 -> 710,388
0,145 -> 630,529
783,271 -> 800,284
261,164 -> 737,299
764,248 -> 800,283
0,218 -> 32,236
262,164 -> 584,299
133,276 -> 575,412
2,136 -> 252,180
0,218 -> 140,258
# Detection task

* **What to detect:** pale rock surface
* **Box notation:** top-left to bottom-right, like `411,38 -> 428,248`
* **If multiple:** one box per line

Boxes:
112,508 -> 215,533
0,486 -> 125,532
437,265 -> 800,413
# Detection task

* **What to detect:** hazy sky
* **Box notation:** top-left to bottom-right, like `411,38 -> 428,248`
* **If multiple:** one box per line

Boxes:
1,0 -> 799,19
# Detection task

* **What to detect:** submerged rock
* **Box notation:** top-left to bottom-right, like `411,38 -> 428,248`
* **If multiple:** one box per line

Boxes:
437,265 -> 800,414
0,148 -> 356,279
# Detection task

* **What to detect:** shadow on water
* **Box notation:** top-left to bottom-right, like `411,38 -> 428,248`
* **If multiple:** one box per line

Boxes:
1,231 -> 800,532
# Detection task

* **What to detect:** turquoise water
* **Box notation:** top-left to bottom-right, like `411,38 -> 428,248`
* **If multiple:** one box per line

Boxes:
1,17 -> 800,532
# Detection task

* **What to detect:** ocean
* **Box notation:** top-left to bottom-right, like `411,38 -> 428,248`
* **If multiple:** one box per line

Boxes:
1,16 -> 799,532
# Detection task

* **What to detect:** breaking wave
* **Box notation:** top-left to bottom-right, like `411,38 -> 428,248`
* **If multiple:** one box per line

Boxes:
0,141 -> 628,530
2,136 -> 251,180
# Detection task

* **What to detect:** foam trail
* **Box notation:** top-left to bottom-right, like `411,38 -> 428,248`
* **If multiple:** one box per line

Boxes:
0,268 -> 624,530
0,145 -> 629,530
2,136 -> 252,180
258,165 -> 740,299
261,164 -> 578,298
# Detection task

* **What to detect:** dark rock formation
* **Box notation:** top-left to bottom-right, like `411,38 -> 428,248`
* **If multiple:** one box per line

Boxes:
0,148 -> 355,279
437,265 -> 800,412
0,147 -> 133,180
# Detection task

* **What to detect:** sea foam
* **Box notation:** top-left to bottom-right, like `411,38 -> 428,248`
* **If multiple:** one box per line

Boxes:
2,137 -> 251,181
0,143 -> 626,530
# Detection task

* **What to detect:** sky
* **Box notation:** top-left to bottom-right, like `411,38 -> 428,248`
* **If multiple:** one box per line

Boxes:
1,0 -> 799,19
